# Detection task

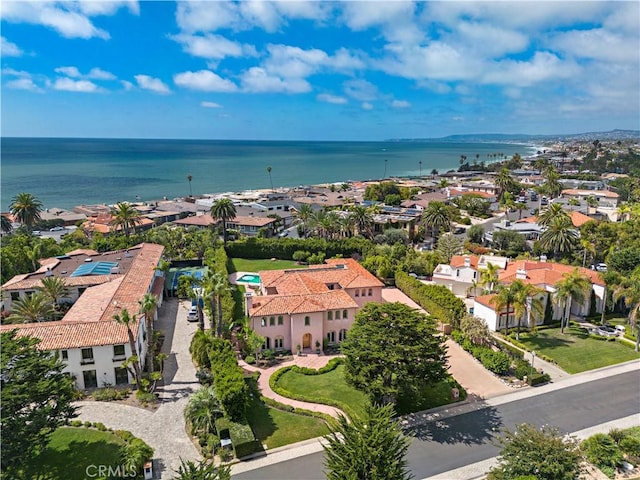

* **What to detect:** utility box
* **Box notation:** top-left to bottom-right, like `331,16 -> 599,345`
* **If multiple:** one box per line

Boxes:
143,461 -> 153,480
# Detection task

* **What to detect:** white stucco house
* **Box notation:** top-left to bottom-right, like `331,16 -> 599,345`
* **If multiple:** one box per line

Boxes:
432,254 -> 508,297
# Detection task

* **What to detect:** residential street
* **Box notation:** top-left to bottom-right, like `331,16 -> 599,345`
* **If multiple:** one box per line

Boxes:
232,365 -> 640,480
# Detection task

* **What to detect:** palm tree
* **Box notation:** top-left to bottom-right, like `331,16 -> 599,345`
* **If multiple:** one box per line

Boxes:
294,203 -> 314,238
515,201 -> 527,220
537,202 -> 570,227
184,386 -> 223,438
567,198 -> 580,211
479,262 -> 500,294
491,282 -> 519,332
202,270 -> 232,337
187,174 -> 193,197
349,205 -> 374,238
109,202 -> 142,236
499,191 -> 515,217
9,192 -> 43,231
138,293 -> 158,372
418,160 -> 422,177
586,195 -> 599,209
210,198 -> 237,246
553,269 -> 592,333
174,459 -> 230,480
37,277 -> 69,314
511,282 -> 544,339
266,166 -> 274,192
495,168 -> 515,201
7,293 -> 54,323
113,308 -> 143,388
1,215 -> 13,234
539,215 -> 578,259
437,178 -> 449,189
613,275 -> 640,351
541,167 -> 563,198
421,201 -> 451,240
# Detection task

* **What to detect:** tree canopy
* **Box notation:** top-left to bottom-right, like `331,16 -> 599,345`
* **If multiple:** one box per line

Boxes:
341,302 -> 447,405
1,331 -> 77,477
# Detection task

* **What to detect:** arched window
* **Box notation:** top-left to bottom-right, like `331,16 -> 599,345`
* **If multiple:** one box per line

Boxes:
261,317 -> 267,327
339,329 -> 347,342
326,331 -> 335,344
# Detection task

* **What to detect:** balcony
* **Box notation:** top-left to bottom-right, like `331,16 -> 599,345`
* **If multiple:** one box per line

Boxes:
80,358 -> 95,365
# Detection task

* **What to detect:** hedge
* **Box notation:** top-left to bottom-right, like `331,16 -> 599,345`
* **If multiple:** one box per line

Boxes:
215,416 -> 260,459
208,338 -> 248,420
225,237 -> 372,260
395,271 -> 466,326
528,372 -> 551,386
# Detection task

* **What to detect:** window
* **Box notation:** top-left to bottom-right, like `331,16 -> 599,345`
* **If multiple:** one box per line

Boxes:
261,317 -> 267,327
335,311 -> 340,320
10,292 -> 19,301
456,270 -> 460,277
269,316 -> 275,326
355,290 -> 359,297
328,311 -> 333,320
326,331 -> 335,344
473,271 -> 477,279
328,284 -> 334,290
304,316 -> 310,326
361,289 -> 366,297
25,291 -> 34,298
263,337 -> 271,350
278,316 -> 283,325
339,329 -> 347,342
78,287 -> 87,295
342,310 -> 348,319
113,344 -> 126,360
368,288 -> 372,296
82,370 -> 98,389
274,337 -> 284,350
60,350 -> 68,361
81,348 -> 94,365
114,367 -> 129,385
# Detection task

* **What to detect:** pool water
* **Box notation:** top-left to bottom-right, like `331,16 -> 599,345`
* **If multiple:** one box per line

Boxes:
238,274 -> 261,284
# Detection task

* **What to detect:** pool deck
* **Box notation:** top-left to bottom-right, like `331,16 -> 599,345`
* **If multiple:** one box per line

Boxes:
229,271 -> 261,287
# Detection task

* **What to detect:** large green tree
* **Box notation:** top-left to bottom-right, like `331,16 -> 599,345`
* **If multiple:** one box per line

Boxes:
553,269 -> 592,333
113,308 -> 143,387
184,386 -> 223,438
539,215 -> 578,259
488,423 -> 582,480
202,270 -> 232,337
138,293 -> 158,371
1,331 -> 77,477
421,201 -> 452,240
537,202 -> 570,227
323,403 -> 413,480
613,273 -> 640,351
341,302 -> 447,406
110,202 -> 143,236
9,192 -> 44,232
7,292 -> 55,323
210,198 -> 237,246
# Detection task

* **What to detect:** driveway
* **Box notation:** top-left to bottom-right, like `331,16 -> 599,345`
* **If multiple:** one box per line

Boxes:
76,298 -> 201,478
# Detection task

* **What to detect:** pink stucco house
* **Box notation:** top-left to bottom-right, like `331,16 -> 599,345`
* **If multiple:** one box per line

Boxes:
247,258 -> 384,352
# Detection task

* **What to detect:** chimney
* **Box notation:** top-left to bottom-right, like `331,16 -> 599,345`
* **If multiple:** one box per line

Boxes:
244,291 -> 253,316
516,268 -> 527,280
45,268 -> 53,277
464,257 -> 471,267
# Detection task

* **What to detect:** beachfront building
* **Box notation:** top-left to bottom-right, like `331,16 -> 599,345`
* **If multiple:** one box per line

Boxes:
432,254 -> 509,297
246,258 -> 384,352
472,260 -> 605,332
0,243 -> 164,389
172,212 -> 279,237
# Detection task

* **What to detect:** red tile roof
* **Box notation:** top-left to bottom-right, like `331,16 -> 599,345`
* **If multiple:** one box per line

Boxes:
450,255 -> 480,269
499,260 -> 604,287
250,290 -> 357,317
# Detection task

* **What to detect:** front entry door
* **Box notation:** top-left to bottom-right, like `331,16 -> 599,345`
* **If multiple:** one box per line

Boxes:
302,333 -> 311,349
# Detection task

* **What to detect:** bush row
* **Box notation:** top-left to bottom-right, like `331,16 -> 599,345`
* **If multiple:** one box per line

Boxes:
204,246 -> 236,323
288,357 -> 344,376
225,237 -> 371,260
260,394 -> 334,423
208,338 -> 249,421
215,416 -> 260,459
395,271 -> 466,326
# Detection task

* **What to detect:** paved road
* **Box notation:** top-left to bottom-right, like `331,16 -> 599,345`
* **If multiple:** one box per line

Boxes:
232,368 -> 640,480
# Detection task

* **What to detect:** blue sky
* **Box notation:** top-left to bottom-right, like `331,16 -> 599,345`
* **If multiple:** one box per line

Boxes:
2,1 -> 639,140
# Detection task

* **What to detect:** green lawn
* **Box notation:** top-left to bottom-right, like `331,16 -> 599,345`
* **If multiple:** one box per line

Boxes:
229,258 -> 304,273
244,380 -> 328,449
29,427 -> 125,480
516,326 -> 640,374
277,365 -> 369,419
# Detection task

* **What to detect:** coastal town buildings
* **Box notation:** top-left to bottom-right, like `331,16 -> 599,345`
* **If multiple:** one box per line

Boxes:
0,243 -> 164,389
246,258 -> 384,352
432,254 -> 508,297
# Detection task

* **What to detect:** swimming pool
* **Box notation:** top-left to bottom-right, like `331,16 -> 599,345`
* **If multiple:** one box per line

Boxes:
237,274 -> 261,285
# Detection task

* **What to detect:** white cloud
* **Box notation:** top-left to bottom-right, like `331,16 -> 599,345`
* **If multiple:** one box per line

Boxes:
5,78 -> 43,93
175,1 -> 242,32
88,67 -> 116,80
2,68 -> 32,78
549,29 -> 639,64
1,36 -> 23,56
238,1 -> 282,32
240,67 -> 310,93
483,51 -> 579,87
340,1 -> 422,43
391,100 -> 410,108
317,93 -> 348,105
174,70 -> 238,92
53,77 -> 101,93
171,33 -> 256,62
455,21 -> 529,57
263,44 -> 329,78
134,75 -> 171,94
201,101 -> 223,108
361,102 -> 374,110
343,79 -> 379,102
121,80 -> 134,91
76,1 -> 139,16
55,66 -> 82,78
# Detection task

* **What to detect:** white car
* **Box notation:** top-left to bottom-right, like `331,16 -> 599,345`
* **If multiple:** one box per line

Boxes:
50,226 -> 64,231
186,306 -> 199,322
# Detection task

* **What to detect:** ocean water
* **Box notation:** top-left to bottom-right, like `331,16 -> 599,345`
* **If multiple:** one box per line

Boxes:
1,137 -> 535,210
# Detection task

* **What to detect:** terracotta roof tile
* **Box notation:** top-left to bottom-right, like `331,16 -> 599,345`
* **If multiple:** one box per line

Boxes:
500,260 -> 604,286
250,290 -> 357,317
450,255 -> 480,269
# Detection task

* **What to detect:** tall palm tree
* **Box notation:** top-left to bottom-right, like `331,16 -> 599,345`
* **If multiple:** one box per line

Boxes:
109,202 -> 142,236
294,203 -> 314,238
138,293 -> 158,371
586,195 -> 599,209
553,269 -> 592,333
9,192 -> 43,231
7,293 -> 54,323
491,282 -> 520,332
187,174 -> 193,197
210,198 -> 237,246
479,262 -> 500,294
511,282 -> 544,340
495,168 -> 515,201
266,166 -> 274,192
1,215 -> 13,234
538,202 -> 570,227
203,270 -> 232,337
539,215 -> 578,259
613,275 -> 640,351
37,277 -> 69,314
113,308 -> 143,387
567,198 -> 580,211
541,167 -> 563,199
421,201 -> 451,240
349,205 -> 374,238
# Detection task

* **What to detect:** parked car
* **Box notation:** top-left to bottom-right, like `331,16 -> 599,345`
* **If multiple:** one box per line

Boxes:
540,196 -> 548,206
33,230 -> 41,236
186,306 -> 199,322
595,325 -> 618,337
453,226 -> 466,235
50,226 -> 64,231
590,263 -> 607,272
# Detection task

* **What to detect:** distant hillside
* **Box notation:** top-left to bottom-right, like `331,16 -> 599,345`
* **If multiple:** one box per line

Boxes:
388,129 -> 640,143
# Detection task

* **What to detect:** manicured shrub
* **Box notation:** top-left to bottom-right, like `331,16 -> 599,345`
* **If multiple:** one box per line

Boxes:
215,416 -> 260,458
619,436 -> 640,458
480,350 -> 510,375
226,237 -> 371,261
527,372 -> 550,386
244,355 -> 256,365
95,422 -> 107,431
581,433 -> 623,468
